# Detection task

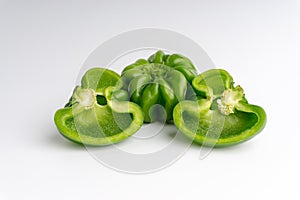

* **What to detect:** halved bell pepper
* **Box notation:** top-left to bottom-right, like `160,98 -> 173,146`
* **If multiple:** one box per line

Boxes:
173,69 -> 266,147
121,50 -> 198,122
54,68 -> 144,146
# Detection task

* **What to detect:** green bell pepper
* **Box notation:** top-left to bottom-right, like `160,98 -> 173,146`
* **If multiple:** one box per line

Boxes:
173,69 -> 266,147
121,50 -> 198,122
54,68 -> 144,146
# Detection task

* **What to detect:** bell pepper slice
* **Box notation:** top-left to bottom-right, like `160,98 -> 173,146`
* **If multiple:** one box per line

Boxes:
54,68 -> 144,146
173,69 -> 266,147
121,50 -> 197,122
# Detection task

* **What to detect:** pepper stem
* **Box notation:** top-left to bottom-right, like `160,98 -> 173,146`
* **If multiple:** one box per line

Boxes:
217,85 -> 244,115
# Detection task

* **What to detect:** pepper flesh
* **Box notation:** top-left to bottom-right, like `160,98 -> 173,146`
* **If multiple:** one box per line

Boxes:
121,50 -> 198,122
54,68 -> 144,146
173,69 -> 266,147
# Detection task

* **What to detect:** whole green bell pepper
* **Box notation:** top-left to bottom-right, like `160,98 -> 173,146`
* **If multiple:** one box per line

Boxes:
121,50 -> 198,122
173,69 -> 266,147
54,68 -> 144,146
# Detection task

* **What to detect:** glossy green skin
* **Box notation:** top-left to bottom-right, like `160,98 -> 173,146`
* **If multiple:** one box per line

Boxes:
121,50 -> 198,122
54,68 -> 144,146
173,69 -> 267,147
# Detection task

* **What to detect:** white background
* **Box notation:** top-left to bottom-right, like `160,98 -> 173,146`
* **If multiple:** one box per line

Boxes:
1,0 -> 300,199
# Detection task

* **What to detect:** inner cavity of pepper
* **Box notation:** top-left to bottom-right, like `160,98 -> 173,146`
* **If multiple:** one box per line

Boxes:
96,95 -> 107,106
